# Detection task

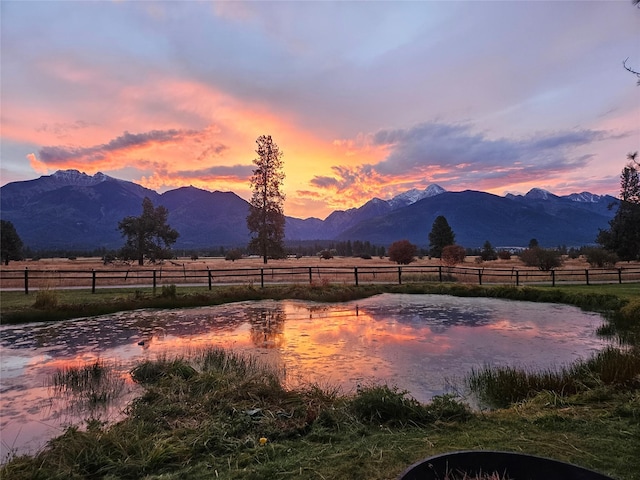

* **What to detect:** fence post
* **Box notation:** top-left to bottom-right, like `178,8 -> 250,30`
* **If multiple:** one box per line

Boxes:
478,269 -> 483,285
398,266 -> 402,285
92,269 -> 96,293
354,267 -> 359,286
153,270 -> 157,294
551,269 -> 556,287
24,267 -> 29,295
261,268 -> 264,288
208,267 -> 212,290
438,265 -> 442,282
309,267 -> 312,284
585,269 -> 589,286
516,270 -> 519,287
618,268 -> 622,284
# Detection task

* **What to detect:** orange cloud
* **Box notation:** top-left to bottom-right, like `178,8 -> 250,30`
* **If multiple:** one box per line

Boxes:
27,153 -> 49,174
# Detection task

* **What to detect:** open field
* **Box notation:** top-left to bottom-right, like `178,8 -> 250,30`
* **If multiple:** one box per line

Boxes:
2,256 -> 640,291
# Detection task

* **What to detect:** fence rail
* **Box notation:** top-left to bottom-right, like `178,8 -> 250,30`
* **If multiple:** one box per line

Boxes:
1,264 -> 640,294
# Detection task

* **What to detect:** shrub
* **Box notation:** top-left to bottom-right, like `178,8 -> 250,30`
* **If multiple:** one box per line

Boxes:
388,239 -> 417,265
160,284 -> 177,298
497,250 -> 511,260
425,394 -> 472,421
225,249 -> 242,261
350,384 -> 428,425
620,298 -> 640,321
33,288 -> 59,309
441,244 -> 466,266
584,247 -> 618,267
520,247 -> 563,271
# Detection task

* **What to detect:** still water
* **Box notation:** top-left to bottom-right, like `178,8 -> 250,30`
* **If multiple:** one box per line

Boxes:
0,294 -> 611,459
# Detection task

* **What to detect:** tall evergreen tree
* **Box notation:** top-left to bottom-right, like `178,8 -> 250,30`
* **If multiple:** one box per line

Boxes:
118,197 -> 179,265
0,220 -> 23,265
428,215 -> 455,258
597,152 -> 640,261
480,240 -> 498,261
247,135 -> 286,264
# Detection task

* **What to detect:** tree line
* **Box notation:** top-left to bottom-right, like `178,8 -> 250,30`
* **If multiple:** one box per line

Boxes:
1,144 -> 639,268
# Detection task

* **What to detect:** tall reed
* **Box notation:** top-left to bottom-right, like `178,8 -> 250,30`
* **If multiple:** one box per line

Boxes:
50,359 -> 125,406
467,346 -> 640,408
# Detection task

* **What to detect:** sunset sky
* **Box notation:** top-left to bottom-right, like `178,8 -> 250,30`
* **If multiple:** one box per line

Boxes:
1,1 -> 638,219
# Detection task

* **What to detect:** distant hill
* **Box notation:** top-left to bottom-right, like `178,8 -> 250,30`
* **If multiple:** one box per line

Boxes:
0,169 -> 617,251
337,190 -> 616,247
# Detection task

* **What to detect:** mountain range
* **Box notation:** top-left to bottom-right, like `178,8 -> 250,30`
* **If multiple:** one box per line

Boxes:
0,170 -> 617,251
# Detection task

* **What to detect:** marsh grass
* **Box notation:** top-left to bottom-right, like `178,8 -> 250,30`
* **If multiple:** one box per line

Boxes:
350,385 -> 471,426
468,347 -> 640,408
49,359 -> 125,406
2,284 -> 639,478
32,286 -> 59,309
160,283 -> 177,298
3,346 -> 639,479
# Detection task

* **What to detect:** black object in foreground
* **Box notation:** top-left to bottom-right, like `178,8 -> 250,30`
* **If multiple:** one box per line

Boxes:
398,450 -> 615,480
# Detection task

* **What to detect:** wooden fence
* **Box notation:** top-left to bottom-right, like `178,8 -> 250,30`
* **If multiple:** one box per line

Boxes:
1,264 -> 640,294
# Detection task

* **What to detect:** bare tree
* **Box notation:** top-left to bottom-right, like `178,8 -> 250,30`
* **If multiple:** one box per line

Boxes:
623,58 -> 640,85
624,1 -> 640,84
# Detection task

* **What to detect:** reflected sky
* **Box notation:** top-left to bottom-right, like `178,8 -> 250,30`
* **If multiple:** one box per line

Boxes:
0,294 -> 611,460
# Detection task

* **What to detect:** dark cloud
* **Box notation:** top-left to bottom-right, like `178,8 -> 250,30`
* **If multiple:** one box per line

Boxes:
37,129 -> 200,164
176,164 -> 254,178
380,122 -> 611,174
310,176 -> 340,189
196,143 -> 229,161
319,121 -> 615,193
310,165 -> 378,192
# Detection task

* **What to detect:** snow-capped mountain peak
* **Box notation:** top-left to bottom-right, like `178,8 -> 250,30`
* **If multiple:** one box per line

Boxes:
388,184 -> 446,209
566,192 -> 602,203
50,169 -> 110,186
524,188 -> 557,200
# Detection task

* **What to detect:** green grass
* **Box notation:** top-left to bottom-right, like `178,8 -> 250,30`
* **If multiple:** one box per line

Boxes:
534,283 -> 640,302
467,347 -> 640,409
2,282 -> 638,324
2,282 -> 639,478
2,348 -> 638,479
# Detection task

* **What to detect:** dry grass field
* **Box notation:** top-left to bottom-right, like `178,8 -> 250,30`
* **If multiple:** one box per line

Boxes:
1,255 -> 639,290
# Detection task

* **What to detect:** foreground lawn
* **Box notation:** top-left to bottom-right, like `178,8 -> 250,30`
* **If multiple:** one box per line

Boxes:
2,282 -> 638,479
2,348 -> 639,480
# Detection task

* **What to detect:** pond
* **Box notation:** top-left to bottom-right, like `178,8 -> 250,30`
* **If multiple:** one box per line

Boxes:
0,293 -> 612,460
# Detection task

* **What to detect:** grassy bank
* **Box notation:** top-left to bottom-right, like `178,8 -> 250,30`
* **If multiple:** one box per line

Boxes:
2,347 -> 639,480
1,282 -> 639,324
2,282 -> 639,479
